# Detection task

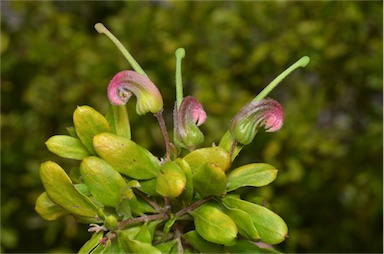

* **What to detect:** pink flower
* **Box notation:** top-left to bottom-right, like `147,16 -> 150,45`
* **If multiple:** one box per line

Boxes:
108,70 -> 163,115
174,96 -> 207,150
229,98 -> 284,145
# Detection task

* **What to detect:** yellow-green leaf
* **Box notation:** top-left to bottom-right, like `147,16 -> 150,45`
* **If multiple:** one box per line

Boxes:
182,230 -> 225,253
118,230 -> 161,254
39,161 -> 99,218
106,104 -> 131,139
223,206 -> 260,240
222,195 -> 288,244
190,203 -> 237,246
192,163 -> 227,197
35,192 -> 69,220
227,163 -> 278,192
156,161 -> 186,198
175,158 -> 194,205
45,135 -> 90,160
93,132 -> 160,179
183,146 -> 231,173
78,232 -> 104,254
73,105 -> 111,154
80,156 -> 127,207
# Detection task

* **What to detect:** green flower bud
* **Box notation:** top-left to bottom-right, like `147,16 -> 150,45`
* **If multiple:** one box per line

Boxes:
104,215 -> 119,231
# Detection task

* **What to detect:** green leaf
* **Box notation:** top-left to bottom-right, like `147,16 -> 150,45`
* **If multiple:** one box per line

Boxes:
80,156 -> 127,207
73,105 -> 111,154
227,239 -> 280,253
119,192 -> 157,217
156,161 -> 186,198
183,230 -> 225,253
175,158 -> 194,206
192,163 -> 227,198
183,146 -> 231,173
74,183 -> 91,196
163,214 -> 177,234
106,104 -> 131,139
135,223 -> 152,244
78,232 -> 104,254
93,132 -> 160,179
190,203 -> 237,246
118,230 -> 161,254
155,239 -> 178,253
218,130 -> 243,161
138,178 -> 158,196
222,195 -> 288,244
223,206 -> 260,240
35,192 -> 69,220
66,126 -> 79,138
39,161 -> 99,218
116,197 -> 132,220
226,163 -> 278,192
45,135 -> 90,160
99,237 -> 124,254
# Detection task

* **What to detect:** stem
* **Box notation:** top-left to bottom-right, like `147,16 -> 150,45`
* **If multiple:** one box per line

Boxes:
173,226 -> 183,253
175,197 -> 212,218
118,213 -> 169,230
175,48 -> 186,109
253,56 -> 310,102
94,23 -> 147,76
154,111 -> 171,161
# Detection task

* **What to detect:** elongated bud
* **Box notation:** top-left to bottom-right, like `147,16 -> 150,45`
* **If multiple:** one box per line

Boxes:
174,96 -> 207,150
108,70 -> 163,115
230,98 -> 283,145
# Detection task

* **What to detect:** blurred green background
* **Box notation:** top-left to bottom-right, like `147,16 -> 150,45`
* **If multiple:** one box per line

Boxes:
1,1 -> 382,253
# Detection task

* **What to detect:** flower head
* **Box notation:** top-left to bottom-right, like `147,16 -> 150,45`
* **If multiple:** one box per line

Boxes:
174,96 -> 207,150
229,98 -> 284,145
108,70 -> 163,115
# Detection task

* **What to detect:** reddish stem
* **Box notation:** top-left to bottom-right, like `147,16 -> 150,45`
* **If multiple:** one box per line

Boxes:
155,110 -> 171,161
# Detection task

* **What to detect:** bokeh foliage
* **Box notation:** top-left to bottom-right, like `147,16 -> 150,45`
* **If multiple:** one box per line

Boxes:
1,1 -> 382,253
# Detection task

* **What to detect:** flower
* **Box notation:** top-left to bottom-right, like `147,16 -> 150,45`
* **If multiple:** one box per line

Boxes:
107,70 -> 163,115
229,98 -> 284,145
174,96 -> 207,150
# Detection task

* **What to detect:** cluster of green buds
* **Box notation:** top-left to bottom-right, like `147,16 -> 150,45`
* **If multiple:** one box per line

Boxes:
35,23 -> 309,253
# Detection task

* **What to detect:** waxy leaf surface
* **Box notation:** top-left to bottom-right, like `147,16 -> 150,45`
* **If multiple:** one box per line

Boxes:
183,230 -> 224,253
39,161 -> 99,218
93,132 -> 160,179
227,163 -> 278,191
46,135 -> 90,160
228,239 -> 280,253
118,230 -> 161,254
156,160 -> 186,198
222,195 -> 288,244
190,203 -> 237,246
183,146 -> 231,173
175,158 -> 194,205
73,105 -> 111,154
224,206 -> 260,240
106,105 -> 131,139
192,163 -> 227,197
78,232 -> 104,254
80,156 -> 127,207
35,192 -> 69,220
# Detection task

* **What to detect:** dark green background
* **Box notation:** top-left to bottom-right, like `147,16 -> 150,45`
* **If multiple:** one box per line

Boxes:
1,1 -> 382,253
